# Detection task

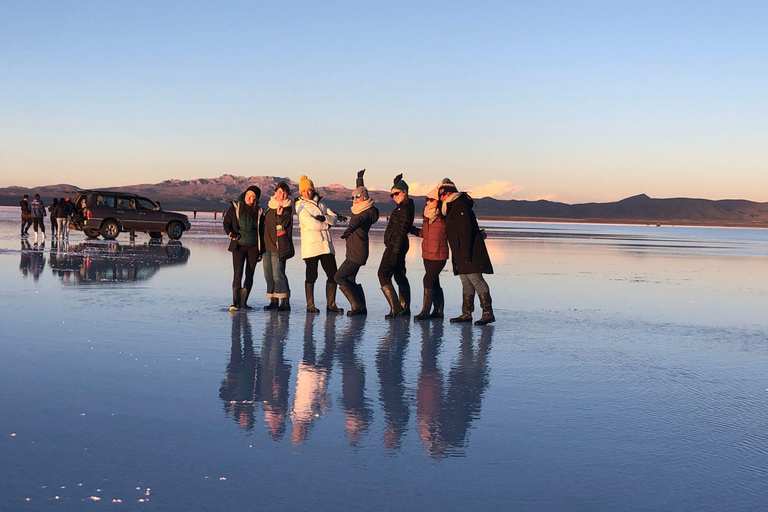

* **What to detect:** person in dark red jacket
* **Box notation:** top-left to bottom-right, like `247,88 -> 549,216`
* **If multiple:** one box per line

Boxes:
409,185 -> 448,320
438,179 -> 495,325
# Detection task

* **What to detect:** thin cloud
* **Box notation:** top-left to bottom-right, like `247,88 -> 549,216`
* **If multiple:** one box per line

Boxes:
467,180 -> 526,200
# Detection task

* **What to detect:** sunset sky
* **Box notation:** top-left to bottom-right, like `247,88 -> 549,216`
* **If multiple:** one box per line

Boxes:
2,1 -> 767,203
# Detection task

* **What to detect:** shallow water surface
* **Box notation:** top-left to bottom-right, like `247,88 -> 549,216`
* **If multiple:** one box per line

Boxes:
1,207 -> 767,511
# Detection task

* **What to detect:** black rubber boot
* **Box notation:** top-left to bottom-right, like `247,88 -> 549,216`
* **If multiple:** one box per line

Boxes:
305,283 -> 320,313
398,280 -> 411,316
278,297 -> 291,311
340,284 -> 365,316
325,282 -> 344,314
474,293 -> 495,325
414,289 -> 434,321
357,284 -> 366,309
430,287 -> 444,319
230,286 -> 242,311
263,298 -> 279,310
241,287 -> 253,309
382,284 -> 406,319
450,293 -> 475,323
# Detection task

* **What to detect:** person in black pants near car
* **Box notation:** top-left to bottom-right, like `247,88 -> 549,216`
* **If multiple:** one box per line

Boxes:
20,195 -> 32,238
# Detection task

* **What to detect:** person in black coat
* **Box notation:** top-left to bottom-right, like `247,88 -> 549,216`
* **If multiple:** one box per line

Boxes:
262,181 -> 295,311
438,179 -> 495,325
378,174 -> 415,319
223,186 -> 264,311
334,169 -> 379,316
20,195 -> 32,237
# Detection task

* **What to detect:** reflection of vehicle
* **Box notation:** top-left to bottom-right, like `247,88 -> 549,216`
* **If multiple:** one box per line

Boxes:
50,241 -> 190,284
69,190 -> 191,241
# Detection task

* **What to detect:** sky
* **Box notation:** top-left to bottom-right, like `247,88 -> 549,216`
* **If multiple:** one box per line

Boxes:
1,0 -> 767,203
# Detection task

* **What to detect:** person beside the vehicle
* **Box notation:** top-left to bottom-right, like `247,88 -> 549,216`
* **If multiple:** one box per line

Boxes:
223,186 -> 264,311
48,198 -> 59,238
438,179 -> 495,325
63,196 -> 75,238
54,197 -> 68,239
334,169 -> 379,316
295,174 -> 345,314
409,185 -> 448,320
262,181 -> 294,312
378,174 -> 414,319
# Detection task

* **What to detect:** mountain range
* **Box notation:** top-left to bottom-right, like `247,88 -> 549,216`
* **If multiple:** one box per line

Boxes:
2,175 -> 768,227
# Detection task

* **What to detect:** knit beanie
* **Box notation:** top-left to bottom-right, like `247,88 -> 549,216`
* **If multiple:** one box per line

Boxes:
391,173 -> 408,193
438,178 -> 457,195
299,175 -> 315,194
352,186 -> 369,199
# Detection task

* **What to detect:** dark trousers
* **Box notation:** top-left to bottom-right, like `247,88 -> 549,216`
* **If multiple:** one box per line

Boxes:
21,219 -> 31,234
334,259 -> 362,288
232,244 -> 261,293
377,247 -> 408,288
305,253 -> 338,284
50,217 -> 57,236
422,258 -> 446,290
33,218 -> 45,233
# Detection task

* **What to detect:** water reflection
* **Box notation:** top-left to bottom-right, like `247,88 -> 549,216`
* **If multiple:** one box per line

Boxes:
290,314 -> 335,444
336,317 -> 374,447
377,321 -> 411,449
45,241 -> 190,283
19,240 -> 46,281
218,314 -> 494,457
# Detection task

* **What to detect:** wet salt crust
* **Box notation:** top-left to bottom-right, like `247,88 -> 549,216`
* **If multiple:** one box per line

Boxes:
1,206 -> 767,511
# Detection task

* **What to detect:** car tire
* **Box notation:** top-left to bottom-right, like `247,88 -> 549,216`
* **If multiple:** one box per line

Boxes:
101,220 -> 120,240
84,229 -> 100,239
167,221 -> 184,240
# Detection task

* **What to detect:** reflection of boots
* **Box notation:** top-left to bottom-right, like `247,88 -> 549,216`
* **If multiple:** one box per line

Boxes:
305,283 -> 320,313
241,287 -> 252,309
325,282 -> 344,314
340,284 -> 365,316
414,289 -> 434,321
278,297 -> 291,311
230,286 -> 242,311
450,293 -> 474,323
430,287 -> 444,319
263,298 -> 279,310
398,280 -> 411,316
475,293 -> 495,325
382,284 -> 406,319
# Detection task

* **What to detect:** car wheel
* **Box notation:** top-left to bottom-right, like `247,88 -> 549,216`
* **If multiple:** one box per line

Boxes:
167,221 -> 184,240
149,231 -> 163,239
84,229 -> 100,239
101,220 -> 120,240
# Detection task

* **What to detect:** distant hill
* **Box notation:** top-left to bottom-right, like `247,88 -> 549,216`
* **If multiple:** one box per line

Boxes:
2,176 -> 768,227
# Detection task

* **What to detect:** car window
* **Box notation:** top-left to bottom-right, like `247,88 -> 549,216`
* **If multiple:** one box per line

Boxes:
138,199 -> 157,210
96,195 -> 115,207
116,197 -> 135,209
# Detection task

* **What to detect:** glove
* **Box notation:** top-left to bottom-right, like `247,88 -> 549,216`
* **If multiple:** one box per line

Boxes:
337,214 -> 348,222
313,214 -> 326,222
340,230 -> 351,240
357,169 -> 365,179
229,232 -> 241,241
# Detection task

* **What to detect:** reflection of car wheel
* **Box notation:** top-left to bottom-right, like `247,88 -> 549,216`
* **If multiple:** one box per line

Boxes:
84,229 -> 100,239
101,220 -> 120,240
167,221 -> 184,240
149,231 -> 163,239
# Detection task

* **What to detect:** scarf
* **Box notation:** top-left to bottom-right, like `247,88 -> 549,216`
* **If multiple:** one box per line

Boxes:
268,196 -> 293,210
351,197 -> 375,215
423,203 -> 440,223
440,192 -> 461,216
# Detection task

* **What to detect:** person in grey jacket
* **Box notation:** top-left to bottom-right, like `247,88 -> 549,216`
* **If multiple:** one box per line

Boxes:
29,194 -> 46,242
334,169 -> 379,316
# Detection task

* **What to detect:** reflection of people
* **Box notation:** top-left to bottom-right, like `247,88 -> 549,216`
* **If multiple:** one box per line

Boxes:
19,239 -> 46,281
296,174 -> 344,314
335,169 -> 379,316
256,314 -> 292,440
223,186 -> 264,311
379,173 -> 415,319
416,322 -> 445,456
290,313 -> 336,444
409,185 -> 448,320
336,316 -> 373,446
219,313 -> 258,430
377,321 -> 411,449
439,179 -> 495,325
262,181 -> 294,311
20,194 -> 32,238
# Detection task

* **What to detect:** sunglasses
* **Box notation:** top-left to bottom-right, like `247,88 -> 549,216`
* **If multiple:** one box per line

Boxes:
426,197 -> 437,203
390,191 -> 403,198
352,194 -> 363,199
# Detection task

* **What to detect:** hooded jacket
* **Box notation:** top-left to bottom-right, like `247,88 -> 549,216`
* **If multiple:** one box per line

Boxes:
443,193 -> 493,275
223,189 -> 264,251
296,194 -> 339,259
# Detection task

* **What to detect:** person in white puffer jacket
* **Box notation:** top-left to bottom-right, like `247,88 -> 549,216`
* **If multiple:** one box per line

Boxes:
296,175 -> 346,314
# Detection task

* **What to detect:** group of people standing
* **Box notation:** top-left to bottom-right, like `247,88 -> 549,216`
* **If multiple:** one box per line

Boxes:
224,170 -> 495,325
19,194 -> 76,241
